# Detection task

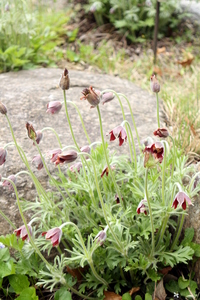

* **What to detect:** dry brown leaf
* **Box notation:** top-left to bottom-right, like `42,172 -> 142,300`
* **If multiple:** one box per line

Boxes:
153,66 -> 162,76
66,266 -> 84,281
177,52 -> 194,67
159,266 -> 172,275
129,287 -> 140,295
103,291 -> 122,300
154,279 -> 167,300
157,47 -> 166,54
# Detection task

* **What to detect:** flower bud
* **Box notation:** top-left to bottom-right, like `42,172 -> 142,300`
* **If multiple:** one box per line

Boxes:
101,92 -> 115,105
153,128 -> 169,138
46,101 -> 62,114
26,122 -> 37,140
32,154 -> 43,170
2,175 -> 17,191
55,150 -> 78,165
59,68 -> 70,90
150,74 -> 160,93
0,102 -> 7,115
34,130 -> 43,145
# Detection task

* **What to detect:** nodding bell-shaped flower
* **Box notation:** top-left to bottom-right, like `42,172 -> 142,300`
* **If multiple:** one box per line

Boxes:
46,101 -> 62,114
150,74 -> 160,93
34,130 -> 43,145
115,194 -> 123,204
101,165 -> 115,178
2,175 -> 16,191
101,92 -> 115,105
0,148 -> 7,166
137,199 -> 148,215
143,141 -> 164,168
55,150 -> 78,165
42,227 -> 62,247
32,154 -> 43,170
48,148 -> 62,164
154,128 -> 169,138
80,86 -> 100,108
172,191 -> 193,210
69,162 -> 83,173
80,145 -> 90,159
59,68 -> 70,90
94,226 -> 108,246
26,122 -> 37,140
0,101 -> 7,115
14,224 -> 32,242
109,125 -> 127,146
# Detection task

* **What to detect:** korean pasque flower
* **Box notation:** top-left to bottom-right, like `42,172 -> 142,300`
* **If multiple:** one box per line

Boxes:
34,130 -> 43,145
154,128 -> 169,138
150,74 -> 160,93
42,227 -> 62,247
80,86 -> 100,107
143,141 -> 164,168
137,199 -> 148,215
55,150 -> 78,165
94,226 -> 108,246
101,165 -> 115,178
32,154 -> 43,170
48,148 -> 62,164
109,125 -> 127,146
14,224 -> 32,241
172,191 -> 193,210
46,101 -> 62,114
2,175 -> 16,190
0,148 -> 7,165
0,101 -> 7,115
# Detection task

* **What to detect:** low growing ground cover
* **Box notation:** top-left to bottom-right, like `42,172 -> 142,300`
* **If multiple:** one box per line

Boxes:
0,69 -> 200,299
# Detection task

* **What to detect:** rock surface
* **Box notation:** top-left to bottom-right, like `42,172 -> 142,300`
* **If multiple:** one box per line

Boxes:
0,67 -> 159,235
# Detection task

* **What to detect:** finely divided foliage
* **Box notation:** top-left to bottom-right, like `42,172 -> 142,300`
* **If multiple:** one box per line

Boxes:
0,70 -> 200,299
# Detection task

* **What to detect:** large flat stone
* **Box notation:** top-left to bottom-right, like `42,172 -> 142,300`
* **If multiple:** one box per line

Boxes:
0,68 -> 159,235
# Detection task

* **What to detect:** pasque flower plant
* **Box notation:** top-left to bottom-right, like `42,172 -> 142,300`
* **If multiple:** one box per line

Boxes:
0,70 -> 199,299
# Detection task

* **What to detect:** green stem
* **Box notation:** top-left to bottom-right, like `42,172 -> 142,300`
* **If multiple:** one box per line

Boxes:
67,100 -> 91,145
156,93 -> 160,128
161,142 -> 167,205
0,209 -> 16,229
97,105 -> 124,209
41,127 -> 62,148
169,135 -> 175,179
171,214 -> 185,250
122,120 -> 137,171
145,168 -> 155,255
63,90 -> 79,150
79,153 -> 125,255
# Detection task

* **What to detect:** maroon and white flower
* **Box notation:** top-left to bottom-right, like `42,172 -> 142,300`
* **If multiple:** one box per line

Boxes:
32,154 -> 43,170
34,130 -> 43,145
109,125 -> 127,146
101,165 -> 115,178
172,191 -> 193,210
137,199 -> 148,215
154,128 -> 169,138
46,101 -> 62,114
0,148 -> 7,165
143,141 -> 164,168
42,227 -> 62,247
2,175 -> 16,190
80,86 -> 100,107
55,150 -> 78,165
14,224 -> 32,242
48,148 -> 62,164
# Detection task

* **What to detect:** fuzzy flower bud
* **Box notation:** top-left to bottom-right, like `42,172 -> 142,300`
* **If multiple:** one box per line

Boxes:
55,150 -> 78,165
2,175 -> 17,191
33,130 -> 43,145
59,68 -> 70,90
46,101 -> 62,114
150,74 -> 160,93
26,122 -> 37,140
0,102 -> 7,115
0,148 -> 7,166
94,226 -> 108,246
32,154 -> 43,170
154,128 -> 169,138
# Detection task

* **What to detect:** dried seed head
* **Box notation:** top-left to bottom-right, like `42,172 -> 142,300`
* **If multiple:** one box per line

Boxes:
0,102 -> 7,115
59,68 -> 70,90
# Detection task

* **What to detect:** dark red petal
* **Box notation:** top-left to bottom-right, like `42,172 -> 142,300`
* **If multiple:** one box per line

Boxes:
172,199 -> 178,209
182,201 -> 186,210
42,232 -> 47,236
109,132 -> 116,141
119,135 -> 124,146
52,239 -> 59,247
22,235 -> 28,241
